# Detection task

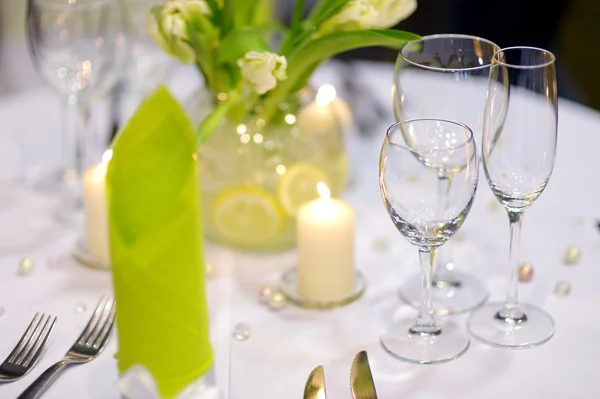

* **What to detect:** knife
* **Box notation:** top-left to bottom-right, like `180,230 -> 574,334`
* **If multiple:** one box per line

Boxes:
350,351 -> 378,399
303,365 -> 327,399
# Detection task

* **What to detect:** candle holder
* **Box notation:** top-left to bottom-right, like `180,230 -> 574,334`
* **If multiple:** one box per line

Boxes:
278,267 -> 366,310
72,237 -> 110,270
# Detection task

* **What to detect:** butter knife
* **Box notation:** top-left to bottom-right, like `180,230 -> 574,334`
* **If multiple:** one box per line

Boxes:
303,365 -> 327,399
350,351 -> 378,399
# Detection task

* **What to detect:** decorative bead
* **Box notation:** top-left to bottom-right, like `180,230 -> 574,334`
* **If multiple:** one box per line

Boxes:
259,286 -> 276,303
18,257 -> 35,275
232,323 -> 251,341
488,200 -> 500,212
205,261 -> 214,277
267,291 -> 287,310
74,302 -> 87,314
371,237 -> 390,253
518,263 -> 534,282
564,246 -> 581,265
554,281 -> 571,296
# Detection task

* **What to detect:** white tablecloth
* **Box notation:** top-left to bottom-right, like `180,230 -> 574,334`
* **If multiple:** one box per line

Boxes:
1,61 -> 599,399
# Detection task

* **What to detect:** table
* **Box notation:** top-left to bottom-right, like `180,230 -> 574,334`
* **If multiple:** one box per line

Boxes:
1,60 -> 599,399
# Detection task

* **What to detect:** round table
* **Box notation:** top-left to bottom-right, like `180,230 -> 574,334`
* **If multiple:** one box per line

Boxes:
1,61 -> 599,399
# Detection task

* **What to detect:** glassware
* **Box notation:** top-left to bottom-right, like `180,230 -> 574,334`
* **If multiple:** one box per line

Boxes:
467,47 -> 558,348
121,0 -> 175,98
393,33 -> 500,314
26,0 -> 124,226
379,119 -> 479,363
186,85 -> 349,252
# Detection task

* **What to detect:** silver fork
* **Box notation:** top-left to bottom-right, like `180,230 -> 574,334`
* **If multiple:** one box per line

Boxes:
0,313 -> 57,382
17,296 -> 116,399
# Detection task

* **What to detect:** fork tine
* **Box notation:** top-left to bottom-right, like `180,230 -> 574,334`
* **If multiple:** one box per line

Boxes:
77,295 -> 108,344
84,297 -> 114,346
8,313 -> 41,364
23,316 -> 56,368
15,314 -> 51,366
93,301 -> 116,350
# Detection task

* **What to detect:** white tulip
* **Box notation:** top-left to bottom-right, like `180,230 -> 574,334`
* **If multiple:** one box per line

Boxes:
370,0 -> 417,28
321,0 -> 378,32
237,51 -> 288,95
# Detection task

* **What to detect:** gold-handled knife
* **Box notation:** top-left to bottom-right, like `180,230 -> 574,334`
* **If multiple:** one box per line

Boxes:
350,351 -> 378,399
303,365 -> 327,399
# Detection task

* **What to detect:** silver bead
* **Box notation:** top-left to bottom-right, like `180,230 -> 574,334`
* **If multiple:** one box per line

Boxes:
232,323 -> 251,341
74,302 -> 87,314
267,291 -> 287,310
564,246 -> 581,266
518,263 -> 534,282
18,257 -> 35,276
259,286 -> 276,303
554,281 -> 571,296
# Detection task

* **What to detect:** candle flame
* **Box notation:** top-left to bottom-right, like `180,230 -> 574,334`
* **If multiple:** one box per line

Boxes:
316,84 -> 336,107
316,182 -> 330,199
102,149 -> 113,164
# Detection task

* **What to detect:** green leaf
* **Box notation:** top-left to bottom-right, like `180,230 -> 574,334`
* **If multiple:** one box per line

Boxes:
186,22 -> 216,90
263,29 -> 421,120
106,86 -> 213,398
195,90 -> 240,147
307,0 -> 349,25
216,27 -> 270,64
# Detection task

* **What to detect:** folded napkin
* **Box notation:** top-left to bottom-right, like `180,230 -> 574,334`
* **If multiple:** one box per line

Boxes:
118,365 -> 217,399
107,86 -> 213,398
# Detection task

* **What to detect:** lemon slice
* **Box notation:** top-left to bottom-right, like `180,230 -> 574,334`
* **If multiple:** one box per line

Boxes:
211,187 -> 284,247
277,163 -> 329,216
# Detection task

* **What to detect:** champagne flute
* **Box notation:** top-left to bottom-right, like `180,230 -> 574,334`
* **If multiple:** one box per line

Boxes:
393,34 -> 500,314
379,119 -> 478,363
467,47 -> 558,348
26,0 -> 124,226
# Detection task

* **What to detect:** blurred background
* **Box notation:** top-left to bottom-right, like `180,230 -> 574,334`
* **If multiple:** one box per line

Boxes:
1,0 -> 598,107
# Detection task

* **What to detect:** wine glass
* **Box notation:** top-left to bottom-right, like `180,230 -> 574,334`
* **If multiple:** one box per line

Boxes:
393,34 -> 500,314
467,47 -> 558,348
379,119 -> 479,363
26,0 -> 125,226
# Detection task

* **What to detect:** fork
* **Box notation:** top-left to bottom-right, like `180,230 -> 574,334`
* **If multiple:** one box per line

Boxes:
0,313 -> 57,382
17,296 -> 116,399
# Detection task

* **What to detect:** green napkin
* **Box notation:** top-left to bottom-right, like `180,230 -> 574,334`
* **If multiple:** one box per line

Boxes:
106,86 -> 213,398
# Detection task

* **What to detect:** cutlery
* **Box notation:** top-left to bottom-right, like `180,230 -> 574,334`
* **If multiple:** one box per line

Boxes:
0,313 -> 56,382
303,365 -> 327,399
350,350 -> 378,399
17,296 -> 116,399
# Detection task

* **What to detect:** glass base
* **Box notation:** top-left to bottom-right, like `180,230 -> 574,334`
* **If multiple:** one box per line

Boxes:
381,319 -> 470,364
278,267 -> 366,310
72,237 -> 110,270
467,302 -> 555,348
399,270 -> 488,315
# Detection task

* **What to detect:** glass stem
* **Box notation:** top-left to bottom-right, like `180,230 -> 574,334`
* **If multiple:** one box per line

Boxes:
410,249 -> 441,335
499,211 -> 525,321
433,175 -> 456,284
63,98 -> 93,199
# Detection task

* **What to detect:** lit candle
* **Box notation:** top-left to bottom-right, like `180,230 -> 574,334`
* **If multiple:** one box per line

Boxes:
82,150 -> 112,262
297,182 -> 356,302
297,84 -> 352,136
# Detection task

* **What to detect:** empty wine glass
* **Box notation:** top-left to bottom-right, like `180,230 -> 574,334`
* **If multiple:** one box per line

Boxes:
393,34 -> 500,314
467,47 -> 558,348
26,0 -> 125,226
379,119 -> 479,363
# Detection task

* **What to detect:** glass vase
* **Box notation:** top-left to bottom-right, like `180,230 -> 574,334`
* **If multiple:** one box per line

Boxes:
186,86 -> 350,252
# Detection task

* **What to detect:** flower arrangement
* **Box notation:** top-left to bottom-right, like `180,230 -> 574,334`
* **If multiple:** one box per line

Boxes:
147,0 -> 420,144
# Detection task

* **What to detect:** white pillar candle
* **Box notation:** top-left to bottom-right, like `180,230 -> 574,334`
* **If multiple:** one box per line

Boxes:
82,150 -> 111,262
297,183 -> 356,302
